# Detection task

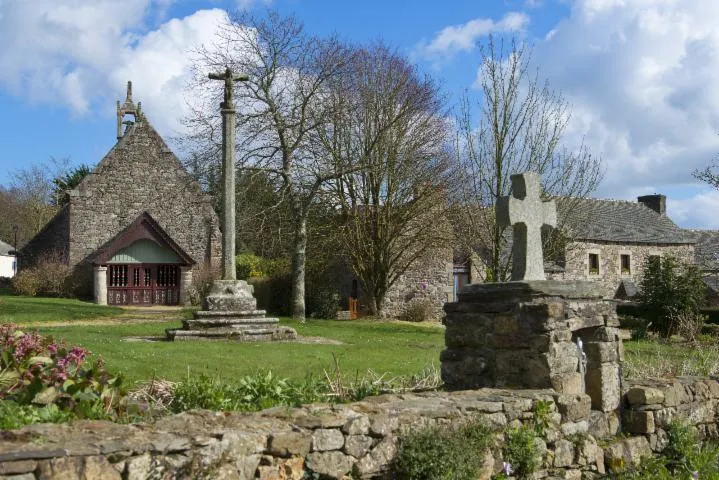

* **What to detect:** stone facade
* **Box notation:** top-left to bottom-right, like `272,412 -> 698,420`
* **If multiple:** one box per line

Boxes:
334,243 -> 453,320
20,106 -> 221,300
549,241 -> 694,298
379,244 -> 453,319
21,207 -> 70,266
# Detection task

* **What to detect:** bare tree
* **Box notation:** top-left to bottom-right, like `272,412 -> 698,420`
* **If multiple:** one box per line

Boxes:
183,11 -> 351,320
316,44 -> 454,315
694,162 -> 719,190
0,157 -> 75,246
454,36 -> 602,281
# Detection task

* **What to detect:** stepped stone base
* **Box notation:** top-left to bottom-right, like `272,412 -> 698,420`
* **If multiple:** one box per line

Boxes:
166,279 -> 297,342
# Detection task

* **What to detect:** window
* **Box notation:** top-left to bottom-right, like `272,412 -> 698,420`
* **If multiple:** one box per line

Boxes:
620,254 -> 631,274
588,253 -> 599,275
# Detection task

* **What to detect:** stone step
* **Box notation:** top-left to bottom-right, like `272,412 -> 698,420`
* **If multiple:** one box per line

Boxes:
166,327 -> 297,342
194,309 -> 268,319
182,317 -> 280,330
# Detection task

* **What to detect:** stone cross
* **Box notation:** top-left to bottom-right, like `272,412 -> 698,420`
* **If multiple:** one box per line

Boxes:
208,67 -> 249,280
496,172 -> 557,281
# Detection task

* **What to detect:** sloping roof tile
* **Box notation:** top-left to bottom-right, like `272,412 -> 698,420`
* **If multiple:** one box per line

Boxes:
690,230 -> 719,270
556,197 -> 692,244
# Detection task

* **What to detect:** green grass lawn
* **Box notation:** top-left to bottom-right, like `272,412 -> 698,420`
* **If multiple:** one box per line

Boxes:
0,294 -> 123,324
35,318 -> 445,385
0,293 -> 444,386
623,339 -> 719,379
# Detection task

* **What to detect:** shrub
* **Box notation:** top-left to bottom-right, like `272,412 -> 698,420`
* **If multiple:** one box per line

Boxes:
235,253 -> 263,280
503,425 -> 541,479
0,324 -> 125,421
12,269 -> 42,296
640,256 -> 706,337
401,298 -> 436,322
307,288 -> 341,319
674,310 -> 707,344
186,262 -> 220,306
249,274 -> 292,316
614,421 -> 719,479
393,417 -> 492,480
12,251 -> 73,297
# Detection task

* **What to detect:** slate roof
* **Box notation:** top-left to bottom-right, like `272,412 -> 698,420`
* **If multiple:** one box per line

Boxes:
690,230 -> 719,271
556,197 -> 693,245
0,240 -> 15,256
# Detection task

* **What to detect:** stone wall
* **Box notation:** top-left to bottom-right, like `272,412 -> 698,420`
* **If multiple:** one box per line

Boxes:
19,207 -> 70,267
441,280 -> 622,413
0,389 -> 609,480
66,120 -> 221,296
620,377 -> 719,451
380,244 -> 453,320
549,241 -> 694,298
3,378 -> 719,479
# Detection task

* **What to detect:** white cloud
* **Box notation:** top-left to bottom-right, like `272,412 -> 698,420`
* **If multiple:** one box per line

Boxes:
669,190 -> 719,229
0,0 -> 227,134
110,9 -> 229,134
528,0 -> 719,228
414,12 -> 530,64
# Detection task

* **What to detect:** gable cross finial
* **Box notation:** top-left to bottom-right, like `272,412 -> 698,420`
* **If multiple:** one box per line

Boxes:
496,172 -> 557,281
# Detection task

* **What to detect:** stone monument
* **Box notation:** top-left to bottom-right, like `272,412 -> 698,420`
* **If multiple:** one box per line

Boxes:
166,68 -> 296,342
496,172 -> 557,281
441,172 -> 622,428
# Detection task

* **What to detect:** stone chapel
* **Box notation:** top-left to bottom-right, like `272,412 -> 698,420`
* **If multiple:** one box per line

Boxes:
21,82 -> 222,305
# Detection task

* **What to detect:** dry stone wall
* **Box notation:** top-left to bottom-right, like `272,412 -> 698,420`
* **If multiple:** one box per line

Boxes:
441,280 -> 622,413
3,378 -> 719,479
0,389 -> 608,480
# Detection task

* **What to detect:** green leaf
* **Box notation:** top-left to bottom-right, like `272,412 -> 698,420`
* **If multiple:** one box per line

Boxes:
27,356 -> 53,366
33,387 -> 59,405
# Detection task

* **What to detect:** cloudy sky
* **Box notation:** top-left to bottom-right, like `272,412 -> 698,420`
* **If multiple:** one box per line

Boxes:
0,0 -> 717,228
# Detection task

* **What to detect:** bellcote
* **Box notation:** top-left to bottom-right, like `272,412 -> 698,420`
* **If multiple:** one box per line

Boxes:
116,81 -> 143,140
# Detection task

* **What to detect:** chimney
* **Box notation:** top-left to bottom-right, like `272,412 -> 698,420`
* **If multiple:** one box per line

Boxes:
638,194 -> 666,215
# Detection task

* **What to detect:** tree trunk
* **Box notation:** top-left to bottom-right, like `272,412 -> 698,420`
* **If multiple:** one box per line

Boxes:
291,212 -> 307,321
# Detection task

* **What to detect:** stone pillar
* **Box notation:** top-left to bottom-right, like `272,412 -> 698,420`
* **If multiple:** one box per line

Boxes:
179,266 -> 193,305
220,104 -> 236,280
441,280 -> 622,413
93,266 -> 107,305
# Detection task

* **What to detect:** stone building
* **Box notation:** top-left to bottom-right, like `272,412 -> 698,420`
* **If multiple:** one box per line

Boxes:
456,194 -> 695,302
689,229 -> 719,305
21,83 -> 221,305
546,194 -> 695,298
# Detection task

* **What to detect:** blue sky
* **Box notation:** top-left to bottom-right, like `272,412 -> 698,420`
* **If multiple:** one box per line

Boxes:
1,0 -> 718,228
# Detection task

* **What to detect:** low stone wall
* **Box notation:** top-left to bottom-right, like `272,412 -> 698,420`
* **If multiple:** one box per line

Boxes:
607,377 -> 719,465
0,389 -> 606,480
3,379 -> 719,479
